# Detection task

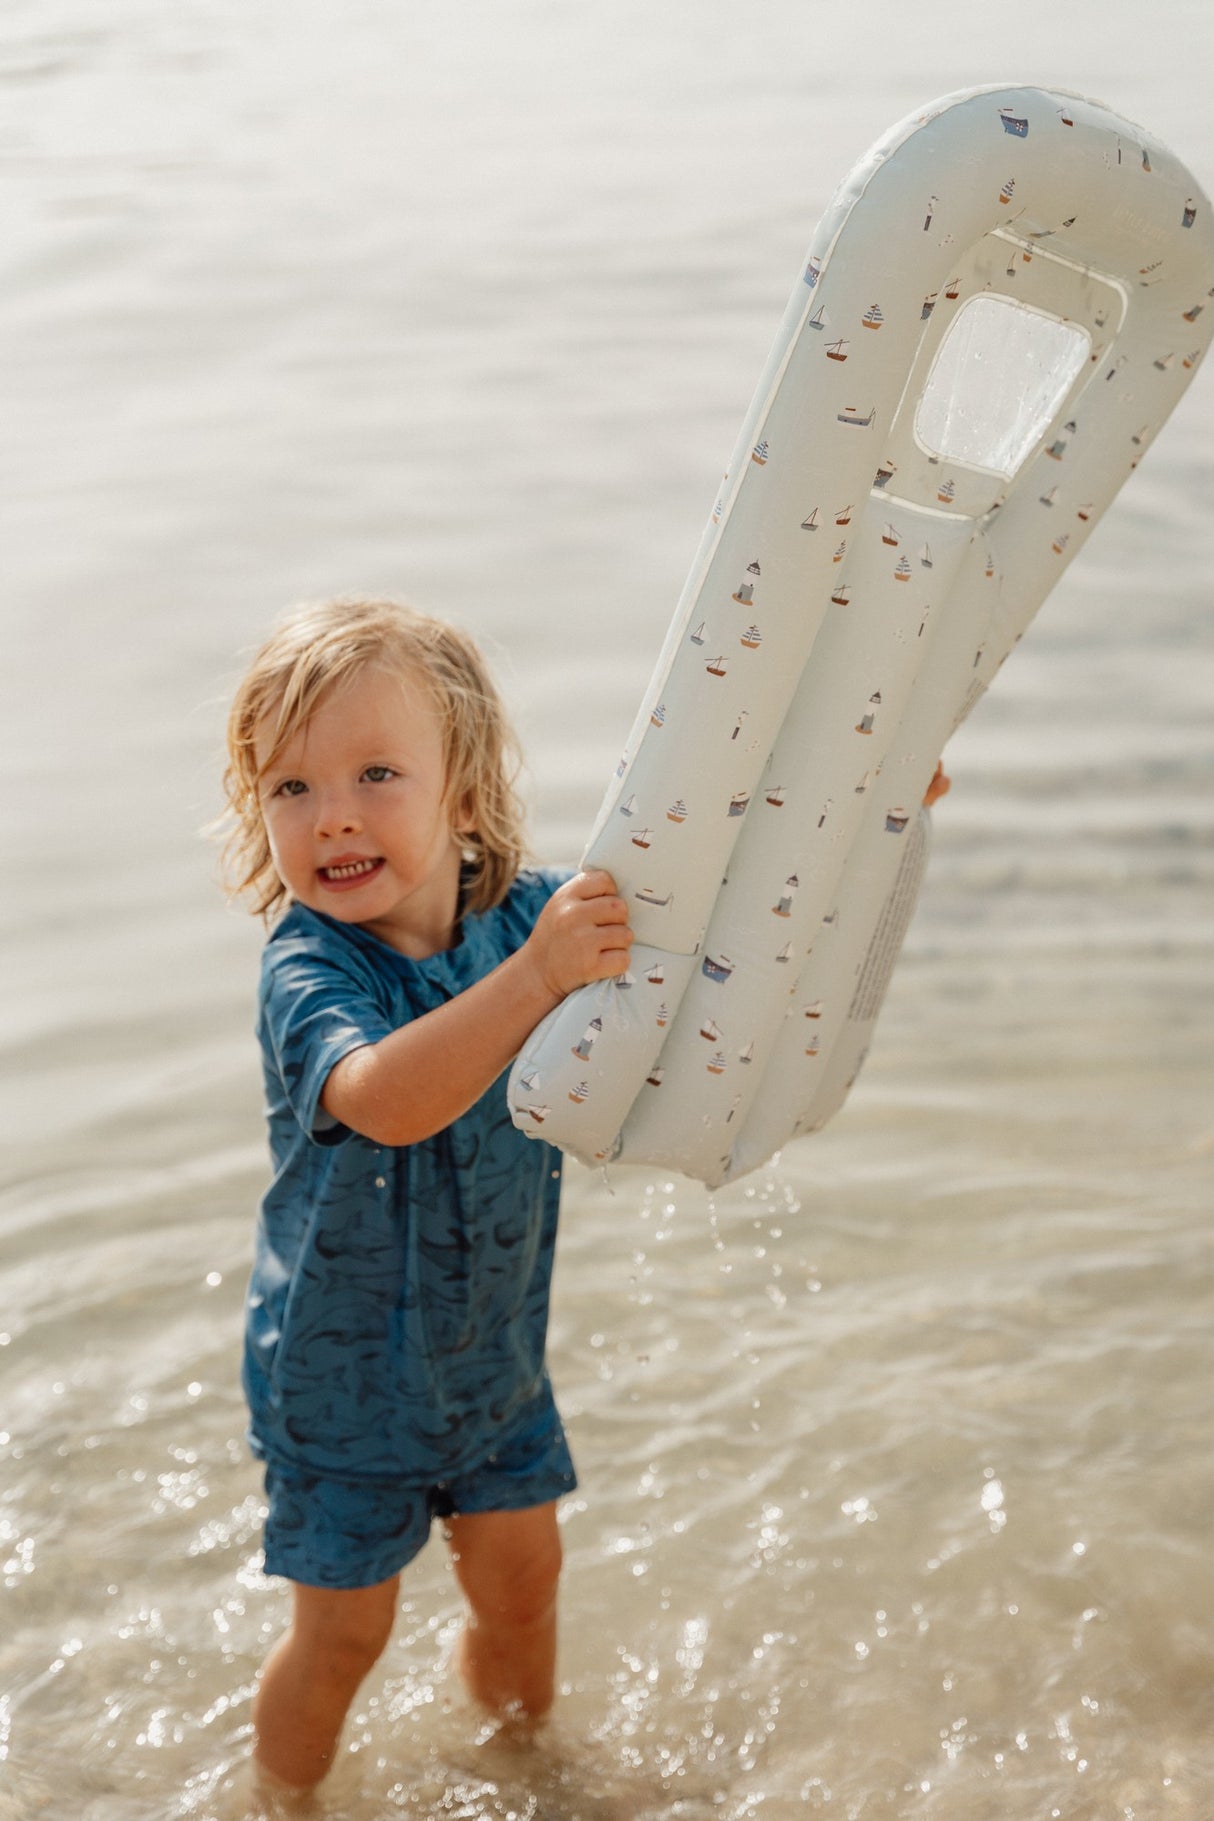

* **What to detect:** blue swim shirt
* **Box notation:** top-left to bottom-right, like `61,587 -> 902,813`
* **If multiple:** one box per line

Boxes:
244,868 -> 569,1482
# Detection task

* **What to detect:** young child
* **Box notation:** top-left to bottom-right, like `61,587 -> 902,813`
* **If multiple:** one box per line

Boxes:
219,596 -> 634,1796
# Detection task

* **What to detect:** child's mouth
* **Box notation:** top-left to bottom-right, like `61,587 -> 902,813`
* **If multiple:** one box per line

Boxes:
317,857 -> 384,890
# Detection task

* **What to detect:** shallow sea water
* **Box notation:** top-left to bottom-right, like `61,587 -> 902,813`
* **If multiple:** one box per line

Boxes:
3,3 -> 1214,1817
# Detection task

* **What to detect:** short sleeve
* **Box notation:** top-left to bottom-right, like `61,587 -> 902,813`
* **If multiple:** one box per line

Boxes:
259,939 -> 397,1143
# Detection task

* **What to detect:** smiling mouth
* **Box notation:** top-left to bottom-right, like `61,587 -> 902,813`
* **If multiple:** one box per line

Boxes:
318,857 -> 384,887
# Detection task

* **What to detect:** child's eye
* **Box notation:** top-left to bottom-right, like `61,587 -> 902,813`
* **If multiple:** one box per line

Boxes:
275,778 -> 308,798
363,765 -> 396,783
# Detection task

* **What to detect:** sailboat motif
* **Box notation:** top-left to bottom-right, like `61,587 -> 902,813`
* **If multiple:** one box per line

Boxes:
801,506 -> 820,530
752,439 -> 770,465
1154,352 -> 1175,371
1039,485 -> 1058,507
738,1041 -> 755,1065
706,1052 -> 727,1076
920,543 -> 933,568
833,541 -> 847,563
690,621 -> 706,645
862,303 -> 885,330
999,177 -> 1016,205
667,799 -> 688,823
650,704 -> 666,728
740,625 -> 762,649
826,338 -> 850,362
835,504 -> 853,525
1052,532 -> 1070,555
765,785 -> 786,807
894,555 -> 912,581
699,1016 -> 722,1042
776,942 -> 795,963
630,827 -> 652,849
937,478 -> 957,504
620,794 -> 637,816
808,303 -> 828,328
568,1081 -> 590,1104
831,582 -> 851,606
882,523 -> 900,547
646,962 -> 665,985
706,655 -> 727,678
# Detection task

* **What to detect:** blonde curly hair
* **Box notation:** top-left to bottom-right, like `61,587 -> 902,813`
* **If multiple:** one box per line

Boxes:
217,597 -> 529,921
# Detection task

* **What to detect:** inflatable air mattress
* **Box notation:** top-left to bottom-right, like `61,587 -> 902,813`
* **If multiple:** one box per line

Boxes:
508,83 -> 1214,1188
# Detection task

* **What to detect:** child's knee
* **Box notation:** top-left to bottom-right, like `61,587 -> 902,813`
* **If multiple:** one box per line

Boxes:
291,1581 -> 398,1684
500,1532 -> 562,1628
448,1508 -> 562,1631
480,1536 -> 561,1631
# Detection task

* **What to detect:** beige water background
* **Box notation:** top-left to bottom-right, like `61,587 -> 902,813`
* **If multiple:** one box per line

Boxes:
3,2 -> 1213,1817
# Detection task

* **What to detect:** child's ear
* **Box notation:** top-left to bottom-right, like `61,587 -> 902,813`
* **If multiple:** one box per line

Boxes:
450,792 -> 477,838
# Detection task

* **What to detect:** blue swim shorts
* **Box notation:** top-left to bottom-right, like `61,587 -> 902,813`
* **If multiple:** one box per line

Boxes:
259,1399 -> 577,1590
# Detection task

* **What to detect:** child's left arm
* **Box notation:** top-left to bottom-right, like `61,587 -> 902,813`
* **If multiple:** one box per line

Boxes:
319,869 -> 632,1147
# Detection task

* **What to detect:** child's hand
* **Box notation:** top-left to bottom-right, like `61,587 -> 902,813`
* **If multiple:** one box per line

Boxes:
922,761 -> 950,808
525,870 -> 634,1000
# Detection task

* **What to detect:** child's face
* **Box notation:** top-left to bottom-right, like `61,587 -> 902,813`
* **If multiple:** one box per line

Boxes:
255,664 -> 465,957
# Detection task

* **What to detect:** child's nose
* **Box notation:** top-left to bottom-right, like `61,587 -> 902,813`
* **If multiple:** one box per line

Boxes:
313,790 -> 361,838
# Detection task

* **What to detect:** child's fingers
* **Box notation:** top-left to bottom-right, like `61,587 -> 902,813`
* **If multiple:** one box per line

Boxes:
575,867 -> 626,902
922,761 -> 951,808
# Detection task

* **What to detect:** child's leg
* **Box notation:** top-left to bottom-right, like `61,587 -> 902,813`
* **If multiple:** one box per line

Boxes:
252,1576 -> 399,1791
443,1502 -> 562,1720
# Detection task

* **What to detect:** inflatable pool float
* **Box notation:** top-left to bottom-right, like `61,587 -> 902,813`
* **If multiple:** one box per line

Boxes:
509,83 -> 1214,1188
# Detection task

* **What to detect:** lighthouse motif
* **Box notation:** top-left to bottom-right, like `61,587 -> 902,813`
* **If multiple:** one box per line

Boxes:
572,1017 -> 602,1062
856,690 -> 882,735
773,873 -> 800,918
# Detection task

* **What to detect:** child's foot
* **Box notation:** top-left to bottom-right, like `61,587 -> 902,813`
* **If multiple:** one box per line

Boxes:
248,1760 -> 321,1817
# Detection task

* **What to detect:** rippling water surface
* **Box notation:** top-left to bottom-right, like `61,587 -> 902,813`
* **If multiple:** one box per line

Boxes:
3,3 -> 1213,1817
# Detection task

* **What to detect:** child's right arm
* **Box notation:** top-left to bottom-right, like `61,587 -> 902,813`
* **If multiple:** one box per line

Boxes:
318,870 -> 632,1148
